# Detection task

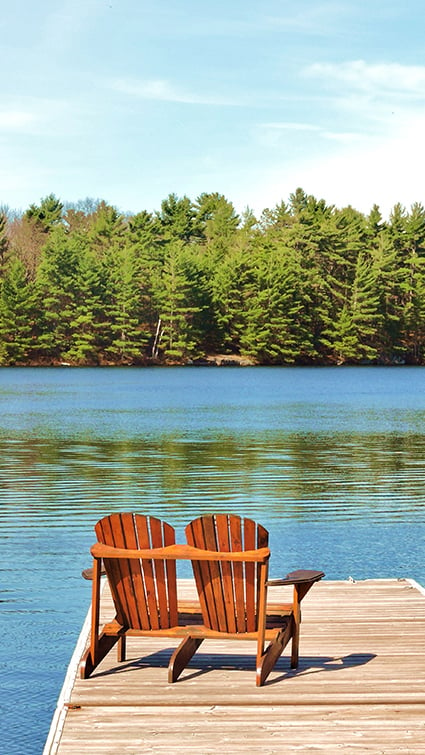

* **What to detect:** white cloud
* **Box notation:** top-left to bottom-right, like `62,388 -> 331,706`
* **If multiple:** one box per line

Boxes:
265,2 -> 353,35
306,60 -> 425,97
242,111 -> 425,218
299,60 -> 425,146
131,2 -> 351,40
110,77 -> 244,106
0,111 -> 37,130
255,120 -> 363,148
321,131 -> 362,143
0,97 -> 84,139
247,59 -> 422,215
259,122 -> 321,131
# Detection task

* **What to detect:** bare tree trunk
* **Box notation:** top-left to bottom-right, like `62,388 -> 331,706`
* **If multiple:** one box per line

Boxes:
152,318 -> 163,358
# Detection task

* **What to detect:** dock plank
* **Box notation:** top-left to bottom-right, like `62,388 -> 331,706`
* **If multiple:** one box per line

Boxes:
54,705 -> 425,754
46,579 -> 425,754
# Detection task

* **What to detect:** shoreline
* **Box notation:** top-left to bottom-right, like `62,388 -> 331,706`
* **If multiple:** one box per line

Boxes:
0,355 -> 417,368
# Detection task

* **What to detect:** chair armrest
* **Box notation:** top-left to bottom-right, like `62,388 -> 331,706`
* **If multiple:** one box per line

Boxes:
267,569 -> 325,586
81,560 -> 106,581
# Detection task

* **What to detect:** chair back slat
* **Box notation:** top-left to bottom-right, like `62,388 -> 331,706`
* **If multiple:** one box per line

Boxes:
94,513 -> 177,630
123,513 -> 150,628
215,515 -> 237,633
134,515 -> 160,630
186,516 -> 217,629
150,517 -> 177,628
162,520 -> 178,626
201,515 -> 229,632
243,518 -> 256,631
185,514 -> 269,633
228,515 -> 246,632
253,520 -> 269,631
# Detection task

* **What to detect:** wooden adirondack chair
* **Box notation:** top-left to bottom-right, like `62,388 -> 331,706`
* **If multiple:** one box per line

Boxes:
185,513 -> 324,686
80,512 -> 205,681
80,512 -> 323,686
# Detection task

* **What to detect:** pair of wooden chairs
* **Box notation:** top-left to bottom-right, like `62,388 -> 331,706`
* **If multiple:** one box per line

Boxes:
80,512 -> 323,686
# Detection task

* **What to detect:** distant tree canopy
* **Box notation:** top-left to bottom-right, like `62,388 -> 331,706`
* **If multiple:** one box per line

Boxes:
1,189 -> 425,366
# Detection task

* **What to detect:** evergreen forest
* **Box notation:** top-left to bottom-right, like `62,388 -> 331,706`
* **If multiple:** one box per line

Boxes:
1,188 -> 425,367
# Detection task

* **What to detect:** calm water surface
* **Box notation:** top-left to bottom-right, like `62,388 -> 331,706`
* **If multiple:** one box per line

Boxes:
1,366 -> 425,753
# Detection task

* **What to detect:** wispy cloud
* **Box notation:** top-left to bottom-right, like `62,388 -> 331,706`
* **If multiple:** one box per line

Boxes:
305,60 -> 425,97
244,58 -> 425,217
240,115 -> 425,219
0,96 -> 90,141
0,110 -> 37,130
259,122 -> 320,131
256,121 -> 321,148
300,59 -> 425,136
110,77 -> 244,107
257,121 -> 361,146
264,2 -> 353,35
130,2 -> 351,40
321,130 -> 363,143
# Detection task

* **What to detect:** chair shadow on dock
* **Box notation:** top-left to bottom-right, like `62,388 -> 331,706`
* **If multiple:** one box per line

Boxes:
265,652 -> 376,685
88,647 -> 376,684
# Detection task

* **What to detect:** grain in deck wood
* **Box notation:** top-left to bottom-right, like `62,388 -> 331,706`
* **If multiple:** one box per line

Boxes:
54,705 -> 425,754
47,579 -> 425,754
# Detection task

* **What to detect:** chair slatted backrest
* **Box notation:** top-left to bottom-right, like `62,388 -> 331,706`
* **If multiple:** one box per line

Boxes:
95,513 -> 178,630
185,514 -> 269,633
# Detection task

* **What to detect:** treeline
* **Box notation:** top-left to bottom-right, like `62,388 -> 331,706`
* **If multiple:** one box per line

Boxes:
0,188 -> 425,366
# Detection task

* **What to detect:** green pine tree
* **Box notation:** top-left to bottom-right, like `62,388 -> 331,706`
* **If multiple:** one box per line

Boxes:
0,257 -> 37,364
25,194 -> 63,231
239,241 -> 306,363
152,241 -> 200,361
101,243 -> 149,364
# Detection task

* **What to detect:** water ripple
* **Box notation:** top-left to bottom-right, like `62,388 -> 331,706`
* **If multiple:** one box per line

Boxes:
1,367 -> 425,754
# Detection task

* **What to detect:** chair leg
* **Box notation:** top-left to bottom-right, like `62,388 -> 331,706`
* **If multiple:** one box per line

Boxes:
168,636 -> 204,683
257,636 -> 284,686
256,621 -> 293,686
291,620 -> 300,668
80,633 -> 119,679
117,635 -> 126,662
291,606 -> 301,668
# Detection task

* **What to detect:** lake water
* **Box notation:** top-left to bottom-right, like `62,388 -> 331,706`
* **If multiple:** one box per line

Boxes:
1,366 -> 425,753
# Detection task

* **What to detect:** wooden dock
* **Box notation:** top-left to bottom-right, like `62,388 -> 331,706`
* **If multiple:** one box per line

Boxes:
45,578 -> 425,754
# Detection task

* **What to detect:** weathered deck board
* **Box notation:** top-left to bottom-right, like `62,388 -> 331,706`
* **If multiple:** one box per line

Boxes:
51,706 -> 425,754
45,579 -> 425,754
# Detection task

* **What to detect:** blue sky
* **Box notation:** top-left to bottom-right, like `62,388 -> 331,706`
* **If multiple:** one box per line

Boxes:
1,0 -> 424,218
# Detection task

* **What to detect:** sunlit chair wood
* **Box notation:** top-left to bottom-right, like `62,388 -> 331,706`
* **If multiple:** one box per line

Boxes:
80,512 -> 323,686
80,512 -> 204,681
185,513 -> 324,686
